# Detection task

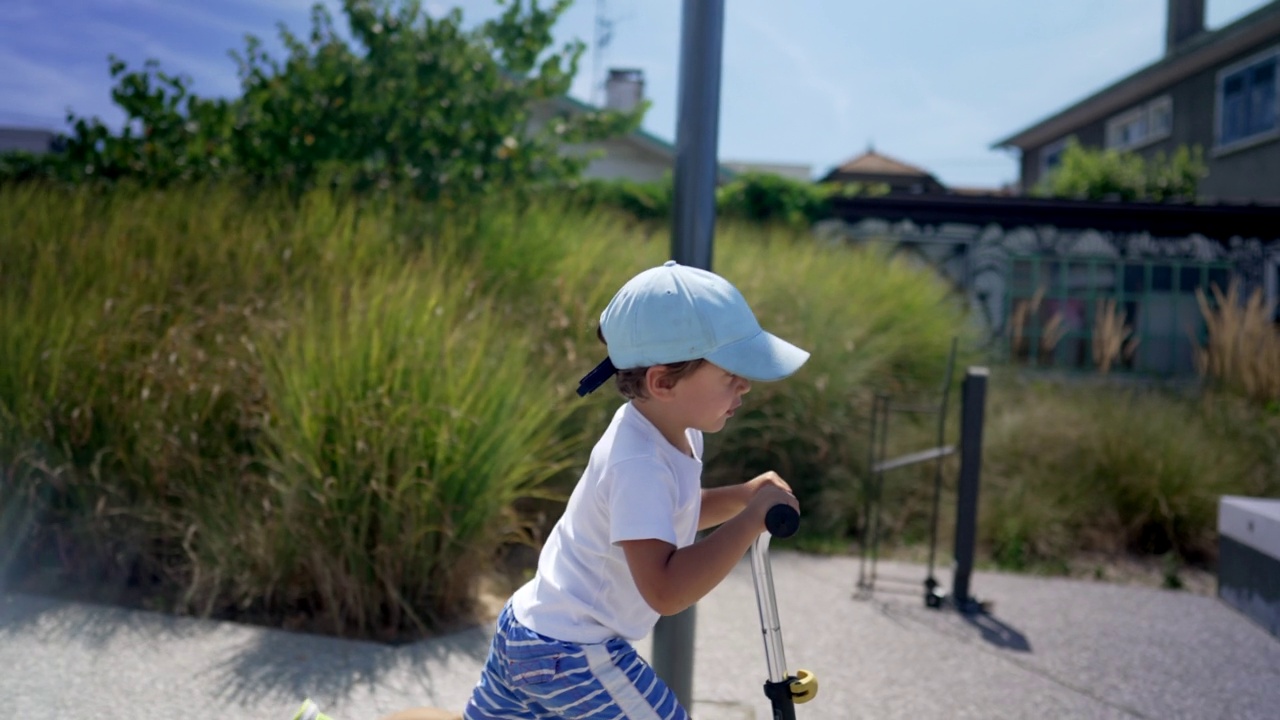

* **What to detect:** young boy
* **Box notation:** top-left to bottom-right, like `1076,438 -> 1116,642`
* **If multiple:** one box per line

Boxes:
463,260 -> 810,720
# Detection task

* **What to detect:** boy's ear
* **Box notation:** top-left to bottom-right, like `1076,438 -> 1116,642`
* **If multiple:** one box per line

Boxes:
645,366 -> 679,398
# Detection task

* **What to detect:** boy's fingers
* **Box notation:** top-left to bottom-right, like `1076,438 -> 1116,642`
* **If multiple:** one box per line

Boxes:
753,471 -> 792,493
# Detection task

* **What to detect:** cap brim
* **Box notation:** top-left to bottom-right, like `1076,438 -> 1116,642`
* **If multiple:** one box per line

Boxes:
704,330 -> 810,382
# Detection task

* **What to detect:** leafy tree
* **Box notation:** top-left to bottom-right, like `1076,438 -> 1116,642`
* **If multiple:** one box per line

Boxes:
1036,138 -> 1207,202
2,0 -> 642,198
52,57 -> 237,184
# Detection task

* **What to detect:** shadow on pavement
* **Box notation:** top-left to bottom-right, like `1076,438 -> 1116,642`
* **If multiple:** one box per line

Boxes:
204,620 -> 490,708
0,590 -> 208,649
1,588 -> 490,711
867,592 -> 1035,655
959,610 -> 1032,652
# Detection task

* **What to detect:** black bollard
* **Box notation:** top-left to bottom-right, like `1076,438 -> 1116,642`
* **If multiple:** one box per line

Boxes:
952,367 -> 988,613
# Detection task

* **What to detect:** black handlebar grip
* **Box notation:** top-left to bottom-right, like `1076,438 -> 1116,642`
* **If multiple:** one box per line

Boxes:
765,504 -> 800,538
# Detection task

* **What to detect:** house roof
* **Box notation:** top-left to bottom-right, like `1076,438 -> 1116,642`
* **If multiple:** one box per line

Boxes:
827,148 -> 934,178
993,0 -> 1280,150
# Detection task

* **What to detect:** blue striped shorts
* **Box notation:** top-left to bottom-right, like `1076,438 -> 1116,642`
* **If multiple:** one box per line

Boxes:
463,601 -> 690,720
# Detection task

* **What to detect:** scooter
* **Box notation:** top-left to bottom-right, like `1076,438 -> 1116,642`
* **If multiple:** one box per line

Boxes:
292,504 -> 818,720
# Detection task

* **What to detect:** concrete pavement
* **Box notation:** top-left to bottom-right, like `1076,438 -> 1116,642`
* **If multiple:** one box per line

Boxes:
3,553 -> 1278,719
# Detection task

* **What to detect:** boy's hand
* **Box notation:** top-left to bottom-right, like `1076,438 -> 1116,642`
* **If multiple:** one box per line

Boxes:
700,472 -> 799,533
744,472 -> 799,532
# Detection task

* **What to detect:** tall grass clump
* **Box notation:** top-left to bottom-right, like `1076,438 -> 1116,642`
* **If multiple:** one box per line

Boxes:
0,181 -> 289,601
1195,280 -> 1280,407
251,265 -> 574,638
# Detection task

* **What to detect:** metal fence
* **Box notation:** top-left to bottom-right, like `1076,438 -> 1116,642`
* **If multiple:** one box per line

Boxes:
1001,254 -> 1235,375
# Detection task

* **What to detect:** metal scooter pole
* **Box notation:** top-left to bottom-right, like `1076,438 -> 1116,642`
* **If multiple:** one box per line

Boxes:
750,505 -> 818,720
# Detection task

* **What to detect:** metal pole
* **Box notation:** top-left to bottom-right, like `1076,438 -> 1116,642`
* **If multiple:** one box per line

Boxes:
669,0 -> 724,271
653,0 -> 725,711
952,367 -> 988,612
650,608 -> 696,713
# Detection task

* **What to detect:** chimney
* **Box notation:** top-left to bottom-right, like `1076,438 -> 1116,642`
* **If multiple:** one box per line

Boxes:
1166,0 -> 1206,54
604,68 -> 644,112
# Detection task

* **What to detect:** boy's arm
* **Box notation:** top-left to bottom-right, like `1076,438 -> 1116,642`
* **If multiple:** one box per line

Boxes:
621,484 -> 796,616
698,484 -> 751,530
698,471 -> 794,530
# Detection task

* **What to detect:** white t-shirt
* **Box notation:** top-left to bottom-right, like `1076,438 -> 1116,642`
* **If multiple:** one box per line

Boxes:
511,401 -> 704,643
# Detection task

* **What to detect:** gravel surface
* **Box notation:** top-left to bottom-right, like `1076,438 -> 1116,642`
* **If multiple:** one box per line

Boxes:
3,554 -> 1277,719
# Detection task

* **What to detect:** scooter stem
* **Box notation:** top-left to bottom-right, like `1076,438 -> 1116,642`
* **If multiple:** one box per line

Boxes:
749,504 -> 817,719
750,529 -> 789,683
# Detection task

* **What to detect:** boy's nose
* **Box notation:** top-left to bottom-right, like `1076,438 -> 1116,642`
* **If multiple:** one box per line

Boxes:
738,377 -> 751,394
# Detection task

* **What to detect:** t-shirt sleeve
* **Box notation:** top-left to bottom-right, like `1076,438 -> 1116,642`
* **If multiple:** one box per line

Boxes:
607,457 -> 680,547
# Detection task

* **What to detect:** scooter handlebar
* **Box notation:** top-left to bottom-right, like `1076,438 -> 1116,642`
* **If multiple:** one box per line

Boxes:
765,504 -> 800,539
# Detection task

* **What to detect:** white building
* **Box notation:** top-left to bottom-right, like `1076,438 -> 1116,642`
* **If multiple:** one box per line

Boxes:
0,126 -> 56,154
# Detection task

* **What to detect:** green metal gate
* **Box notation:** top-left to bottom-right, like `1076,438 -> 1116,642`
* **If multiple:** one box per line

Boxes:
1002,254 -> 1234,376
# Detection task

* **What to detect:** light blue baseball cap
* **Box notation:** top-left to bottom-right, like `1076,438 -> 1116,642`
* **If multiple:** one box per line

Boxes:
577,260 -> 810,396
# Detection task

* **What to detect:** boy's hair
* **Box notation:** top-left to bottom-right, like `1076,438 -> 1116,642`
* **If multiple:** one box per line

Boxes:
597,326 -> 705,400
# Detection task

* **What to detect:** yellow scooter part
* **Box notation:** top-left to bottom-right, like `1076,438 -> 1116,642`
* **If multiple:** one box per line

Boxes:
791,669 -> 818,704
293,699 -> 335,720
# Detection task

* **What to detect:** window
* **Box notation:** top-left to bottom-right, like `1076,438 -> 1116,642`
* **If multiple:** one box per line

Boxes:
1038,136 -> 1070,181
1150,97 -> 1173,137
1216,47 -> 1279,151
1105,95 -> 1172,151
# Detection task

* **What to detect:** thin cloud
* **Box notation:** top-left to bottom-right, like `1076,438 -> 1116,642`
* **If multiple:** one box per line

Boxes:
735,11 -> 856,140
97,0 -> 253,36
69,16 -> 243,97
1,9 -> 245,130
0,47 -> 115,128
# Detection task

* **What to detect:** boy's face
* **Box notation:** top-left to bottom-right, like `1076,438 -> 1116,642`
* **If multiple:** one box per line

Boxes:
667,361 -> 751,434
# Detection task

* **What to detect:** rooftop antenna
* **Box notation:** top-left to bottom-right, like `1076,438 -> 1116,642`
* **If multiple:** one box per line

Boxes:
592,0 -> 615,106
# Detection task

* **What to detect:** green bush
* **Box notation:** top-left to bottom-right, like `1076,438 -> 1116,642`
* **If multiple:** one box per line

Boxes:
567,177 -> 673,222
0,182 -> 588,639
716,172 -> 884,227
1035,138 -> 1207,202
6,181 -> 1273,639
564,172 -> 887,228
979,377 -> 1279,569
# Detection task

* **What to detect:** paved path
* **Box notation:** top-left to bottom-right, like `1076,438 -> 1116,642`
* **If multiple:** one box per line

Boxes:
3,554 -> 1278,719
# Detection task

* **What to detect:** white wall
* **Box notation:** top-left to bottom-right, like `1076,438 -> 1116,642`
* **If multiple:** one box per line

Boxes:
0,127 -> 55,153
528,102 -> 672,183
569,138 -> 671,182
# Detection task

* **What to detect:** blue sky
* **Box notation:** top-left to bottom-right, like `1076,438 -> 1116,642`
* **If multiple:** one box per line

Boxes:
2,0 -> 1272,187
